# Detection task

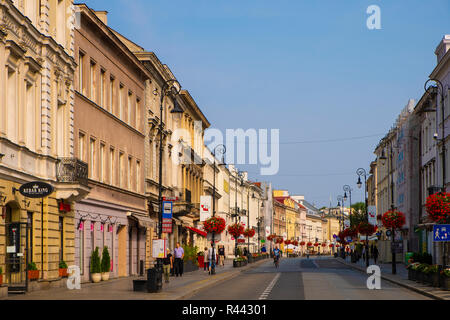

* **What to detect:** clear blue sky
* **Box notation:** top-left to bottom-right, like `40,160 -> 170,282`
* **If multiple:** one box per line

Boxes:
85,0 -> 450,208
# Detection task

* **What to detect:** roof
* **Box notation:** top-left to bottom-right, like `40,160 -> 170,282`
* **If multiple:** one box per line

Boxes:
273,197 -> 306,210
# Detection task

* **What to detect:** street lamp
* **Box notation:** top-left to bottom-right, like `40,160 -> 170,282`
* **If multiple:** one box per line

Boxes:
357,168 -> 370,268
211,144 -> 226,275
155,79 -> 184,289
343,185 -> 352,227
232,171 -> 244,257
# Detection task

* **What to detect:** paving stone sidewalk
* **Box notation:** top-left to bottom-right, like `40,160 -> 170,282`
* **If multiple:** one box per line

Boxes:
2,258 -> 271,300
337,256 -> 450,300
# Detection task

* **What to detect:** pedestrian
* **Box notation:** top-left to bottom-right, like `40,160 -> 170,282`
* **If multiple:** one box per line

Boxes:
208,243 -> 216,275
362,246 -> 366,262
218,245 -> 225,267
372,245 -> 379,264
243,247 -> 248,257
203,247 -> 209,272
162,248 -> 173,283
173,242 -> 184,277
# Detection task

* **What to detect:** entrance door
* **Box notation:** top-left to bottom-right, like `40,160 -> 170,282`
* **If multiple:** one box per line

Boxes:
117,226 -> 127,277
4,213 -> 29,294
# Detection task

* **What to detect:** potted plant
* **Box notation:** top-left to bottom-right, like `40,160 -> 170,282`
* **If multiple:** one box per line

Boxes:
59,261 -> 68,278
182,244 -> 199,273
407,262 -> 420,281
441,268 -> 450,290
429,265 -> 440,287
28,262 -> 39,281
0,267 -> 3,286
101,246 -> 111,281
90,247 -> 102,283
422,265 -> 432,285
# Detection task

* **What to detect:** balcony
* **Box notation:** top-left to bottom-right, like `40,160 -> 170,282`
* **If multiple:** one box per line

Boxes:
56,158 -> 89,186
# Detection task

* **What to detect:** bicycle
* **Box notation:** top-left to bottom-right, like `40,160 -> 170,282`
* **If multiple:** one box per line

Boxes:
273,255 -> 280,268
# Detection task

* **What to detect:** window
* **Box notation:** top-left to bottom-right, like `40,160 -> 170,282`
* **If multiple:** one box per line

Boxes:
100,69 -> 106,107
119,152 -> 124,188
136,160 -> 141,193
79,132 -> 86,161
7,68 -> 17,141
136,98 -> 141,130
25,81 -> 36,151
90,60 -> 96,102
100,143 -> 106,183
119,84 -> 124,120
89,138 -> 96,179
110,147 -> 115,186
56,0 -> 65,45
109,76 -> 115,113
78,52 -> 85,94
128,91 -> 132,125
128,156 -> 132,190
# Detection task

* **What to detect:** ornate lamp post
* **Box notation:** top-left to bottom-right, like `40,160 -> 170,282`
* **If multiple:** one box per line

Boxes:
357,168 -> 370,268
210,144 -> 226,275
155,79 -> 184,288
232,171 -> 244,257
343,185 -> 352,227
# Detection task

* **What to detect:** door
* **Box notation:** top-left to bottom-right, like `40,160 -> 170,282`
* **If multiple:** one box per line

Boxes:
117,226 -> 127,277
5,219 -> 29,293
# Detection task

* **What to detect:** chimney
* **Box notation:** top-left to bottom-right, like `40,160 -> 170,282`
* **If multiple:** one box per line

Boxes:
435,35 -> 450,64
94,11 -> 108,26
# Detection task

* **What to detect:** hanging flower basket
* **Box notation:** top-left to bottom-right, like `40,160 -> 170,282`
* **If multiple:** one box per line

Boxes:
203,216 -> 226,234
284,240 -> 291,245
267,234 -> 276,241
381,210 -> 406,230
300,241 -> 306,246
329,244 -> 334,248
228,223 -> 245,238
357,222 -> 378,236
293,241 -> 299,246
314,243 -> 320,247
343,227 -> 358,239
425,192 -> 450,224
243,228 -> 256,238
307,242 -> 313,247
276,237 -> 284,244
322,243 -> 327,247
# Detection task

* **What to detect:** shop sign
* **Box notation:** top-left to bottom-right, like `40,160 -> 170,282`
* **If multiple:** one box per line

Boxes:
152,239 -> 167,259
19,181 -> 54,198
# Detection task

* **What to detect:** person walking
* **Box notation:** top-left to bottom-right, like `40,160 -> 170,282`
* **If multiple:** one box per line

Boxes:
173,242 -> 184,277
208,243 -> 216,275
218,245 -> 225,267
203,247 -> 209,272
162,248 -> 173,283
372,245 -> 379,264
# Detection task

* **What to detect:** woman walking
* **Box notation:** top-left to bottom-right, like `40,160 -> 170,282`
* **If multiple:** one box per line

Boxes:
163,249 -> 173,283
203,247 -> 209,272
218,245 -> 225,267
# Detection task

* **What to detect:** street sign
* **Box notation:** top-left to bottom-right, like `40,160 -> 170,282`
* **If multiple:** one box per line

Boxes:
391,241 -> 403,253
19,181 -> 54,198
163,197 -> 179,202
162,201 -> 173,233
200,196 -> 212,222
433,225 -> 450,242
368,206 -> 377,226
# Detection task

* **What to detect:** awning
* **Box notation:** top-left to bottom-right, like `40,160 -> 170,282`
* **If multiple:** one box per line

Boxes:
186,227 -> 207,237
128,213 -> 155,228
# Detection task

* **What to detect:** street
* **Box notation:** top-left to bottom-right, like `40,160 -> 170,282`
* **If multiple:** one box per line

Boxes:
186,257 -> 430,300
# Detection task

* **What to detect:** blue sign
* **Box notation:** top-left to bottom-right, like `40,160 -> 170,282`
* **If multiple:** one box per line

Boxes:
162,201 -> 173,219
433,225 -> 450,242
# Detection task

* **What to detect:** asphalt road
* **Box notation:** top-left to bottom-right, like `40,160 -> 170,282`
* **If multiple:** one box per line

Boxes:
186,257 -> 431,300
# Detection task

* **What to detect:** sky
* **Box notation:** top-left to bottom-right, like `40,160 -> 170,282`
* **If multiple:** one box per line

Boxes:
84,0 -> 450,208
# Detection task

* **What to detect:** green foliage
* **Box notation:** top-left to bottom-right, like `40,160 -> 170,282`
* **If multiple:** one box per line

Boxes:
182,244 -> 199,266
411,252 -> 433,265
442,269 -> 450,277
0,267 -> 2,274
28,262 -> 38,271
90,247 -> 101,274
428,265 -> 439,274
350,203 -> 366,227
101,246 -> 111,273
59,261 -> 68,269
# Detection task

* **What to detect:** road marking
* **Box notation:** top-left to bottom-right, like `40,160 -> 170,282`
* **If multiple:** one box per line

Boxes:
312,260 -> 320,269
258,273 -> 281,300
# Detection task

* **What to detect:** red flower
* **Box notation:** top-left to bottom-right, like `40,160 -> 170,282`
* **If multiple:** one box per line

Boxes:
322,243 -> 327,247
329,244 -> 334,248
300,241 -> 306,246
307,242 -> 313,247
203,217 -> 226,234
381,210 -> 406,230
293,241 -> 299,246
314,243 -> 320,247
426,192 -> 450,224
357,222 -> 378,236
244,228 -> 256,238
228,223 -> 245,238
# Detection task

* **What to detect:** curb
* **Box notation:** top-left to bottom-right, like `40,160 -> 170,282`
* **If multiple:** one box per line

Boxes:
335,258 -> 444,300
176,259 -> 270,300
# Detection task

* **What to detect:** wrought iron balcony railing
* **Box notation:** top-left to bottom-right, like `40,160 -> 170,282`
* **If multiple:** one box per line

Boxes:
56,158 -> 88,186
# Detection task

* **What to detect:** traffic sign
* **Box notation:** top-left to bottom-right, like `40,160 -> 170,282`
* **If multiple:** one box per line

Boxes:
391,241 -> 403,253
433,225 -> 450,242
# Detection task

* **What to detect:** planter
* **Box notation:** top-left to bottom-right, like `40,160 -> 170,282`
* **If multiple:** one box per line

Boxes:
415,271 -> 423,283
431,273 -> 440,287
0,275 -> 2,286
101,272 -> 110,281
233,260 -> 239,268
28,270 -> 40,281
183,260 -> 199,273
442,277 -> 450,291
91,273 -> 101,283
198,256 -> 205,269
422,273 -> 431,285
59,268 -> 68,278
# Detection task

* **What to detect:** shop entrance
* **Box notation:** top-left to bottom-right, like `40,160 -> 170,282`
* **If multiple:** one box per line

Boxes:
4,203 -> 30,294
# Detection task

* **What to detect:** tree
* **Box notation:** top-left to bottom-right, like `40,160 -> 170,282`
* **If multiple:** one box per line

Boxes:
350,202 -> 366,227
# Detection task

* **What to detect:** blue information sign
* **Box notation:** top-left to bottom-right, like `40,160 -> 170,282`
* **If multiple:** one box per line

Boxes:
433,225 -> 450,242
162,201 -> 173,219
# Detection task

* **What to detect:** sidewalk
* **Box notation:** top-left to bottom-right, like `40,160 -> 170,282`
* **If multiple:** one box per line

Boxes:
336,256 -> 450,300
3,258 -> 270,300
